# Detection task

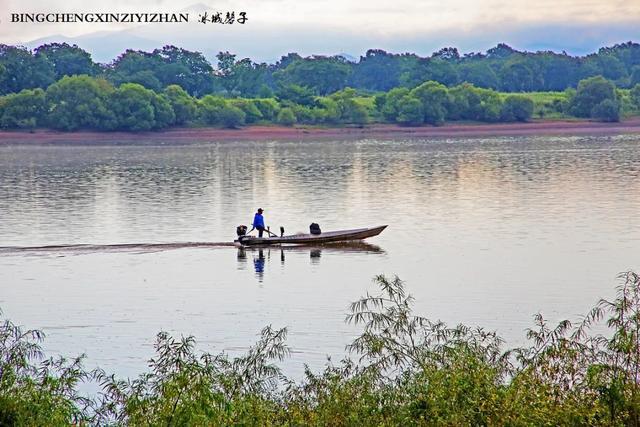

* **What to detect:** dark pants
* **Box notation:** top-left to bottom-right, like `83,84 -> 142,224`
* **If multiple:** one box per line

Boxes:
257,226 -> 264,237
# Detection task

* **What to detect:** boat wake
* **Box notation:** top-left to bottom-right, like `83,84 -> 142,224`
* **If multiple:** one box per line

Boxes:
0,241 -> 385,257
0,242 -> 237,255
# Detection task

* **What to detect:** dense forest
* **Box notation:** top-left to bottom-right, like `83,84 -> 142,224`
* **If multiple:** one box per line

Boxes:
4,272 -> 640,425
1,42 -> 640,130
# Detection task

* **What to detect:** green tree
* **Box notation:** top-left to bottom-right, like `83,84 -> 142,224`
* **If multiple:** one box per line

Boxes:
458,62 -> 499,89
109,83 -> 157,131
45,75 -> 115,130
257,84 -> 274,98
108,50 -> 163,89
214,52 -> 270,96
0,45 -> 55,95
501,95 -> 534,122
198,95 -> 227,125
630,66 -> 640,87
349,49 -> 403,91
400,58 -> 459,88
275,56 -> 352,95
348,102 -> 369,126
229,99 -> 263,124
0,88 -> 46,129
252,98 -> 279,121
424,58 -> 459,86
541,53 -> 580,91
218,105 -> 246,128
150,94 -> 176,129
34,43 -> 98,80
499,57 -> 541,92
590,99 -> 620,122
476,89 -> 503,122
569,76 -> 618,118
423,103 -> 446,125
164,85 -> 197,125
215,51 -> 240,94
410,81 -> 448,125
486,43 -> 518,59
396,95 -> 424,126
330,88 -> 369,124
588,54 -> 628,82
379,87 -> 410,121
445,83 -> 503,122
291,105 -> 315,124
630,84 -> 640,109
109,47 -> 214,97
314,98 -> 341,124
155,45 -> 214,96
276,107 -> 296,126
118,70 -> 163,92
276,84 -> 316,106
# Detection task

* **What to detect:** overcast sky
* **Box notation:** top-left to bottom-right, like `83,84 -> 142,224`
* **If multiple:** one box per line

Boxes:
1,0 -> 639,61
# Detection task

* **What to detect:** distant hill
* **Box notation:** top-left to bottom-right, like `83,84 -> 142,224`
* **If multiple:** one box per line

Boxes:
12,17 -> 639,66
24,32 -> 162,64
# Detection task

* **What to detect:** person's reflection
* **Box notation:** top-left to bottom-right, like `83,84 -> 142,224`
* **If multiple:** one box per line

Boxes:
253,249 -> 265,281
236,242 -> 383,282
310,249 -> 321,265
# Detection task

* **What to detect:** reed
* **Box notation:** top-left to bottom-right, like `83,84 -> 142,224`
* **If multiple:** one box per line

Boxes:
2,272 -> 640,425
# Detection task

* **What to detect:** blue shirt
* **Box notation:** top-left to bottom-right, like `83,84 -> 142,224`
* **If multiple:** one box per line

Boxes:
252,213 -> 265,228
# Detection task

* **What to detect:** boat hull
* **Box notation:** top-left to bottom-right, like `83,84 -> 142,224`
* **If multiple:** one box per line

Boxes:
236,225 -> 387,246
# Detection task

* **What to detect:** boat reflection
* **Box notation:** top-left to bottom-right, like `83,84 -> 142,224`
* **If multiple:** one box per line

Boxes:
236,242 -> 385,282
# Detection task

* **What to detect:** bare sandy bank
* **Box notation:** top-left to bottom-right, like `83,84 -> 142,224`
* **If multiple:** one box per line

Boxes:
1,118 -> 640,144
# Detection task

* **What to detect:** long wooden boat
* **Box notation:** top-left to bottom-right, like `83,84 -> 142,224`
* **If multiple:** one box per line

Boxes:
236,225 -> 387,246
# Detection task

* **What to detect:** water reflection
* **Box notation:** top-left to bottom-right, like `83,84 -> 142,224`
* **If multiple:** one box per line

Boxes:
1,136 -> 640,383
236,242 -> 385,282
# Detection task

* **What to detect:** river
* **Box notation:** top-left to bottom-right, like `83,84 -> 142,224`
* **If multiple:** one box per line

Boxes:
1,135 -> 639,379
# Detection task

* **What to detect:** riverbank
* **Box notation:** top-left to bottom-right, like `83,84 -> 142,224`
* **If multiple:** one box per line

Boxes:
1,118 -> 640,143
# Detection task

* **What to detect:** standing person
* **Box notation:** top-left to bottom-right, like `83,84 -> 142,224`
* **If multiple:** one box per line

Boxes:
252,208 -> 266,237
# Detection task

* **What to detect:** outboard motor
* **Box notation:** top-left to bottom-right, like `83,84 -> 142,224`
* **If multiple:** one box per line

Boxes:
236,225 -> 247,237
309,223 -> 321,235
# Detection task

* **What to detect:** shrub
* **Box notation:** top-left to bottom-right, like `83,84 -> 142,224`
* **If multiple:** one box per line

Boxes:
198,95 -> 227,125
314,98 -> 341,124
3,272 -> 640,425
591,99 -> 621,122
164,85 -> 197,125
630,84 -> 640,109
396,95 -> 424,126
219,105 -> 246,128
0,88 -> 46,129
229,98 -> 263,124
501,95 -> 534,121
410,81 -> 447,125
291,104 -> 315,124
45,75 -> 115,131
445,83 -> 503,122
570,76 -> 617,118
108,83 -> 156,131
379,87 -> 410,121
276,107 -> 296,126
252,98 -> 279,121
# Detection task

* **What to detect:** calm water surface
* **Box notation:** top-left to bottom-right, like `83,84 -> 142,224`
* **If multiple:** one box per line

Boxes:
1,135 -> 639,379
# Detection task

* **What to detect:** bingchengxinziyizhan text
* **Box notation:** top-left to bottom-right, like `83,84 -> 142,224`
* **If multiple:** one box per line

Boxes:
10,12 -> 248,24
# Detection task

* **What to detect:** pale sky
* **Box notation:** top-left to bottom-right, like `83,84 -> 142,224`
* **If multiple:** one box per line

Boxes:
1,0 -> 639,61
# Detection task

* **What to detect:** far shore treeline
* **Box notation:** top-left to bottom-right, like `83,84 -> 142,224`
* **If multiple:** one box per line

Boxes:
1,42 -> 640,131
